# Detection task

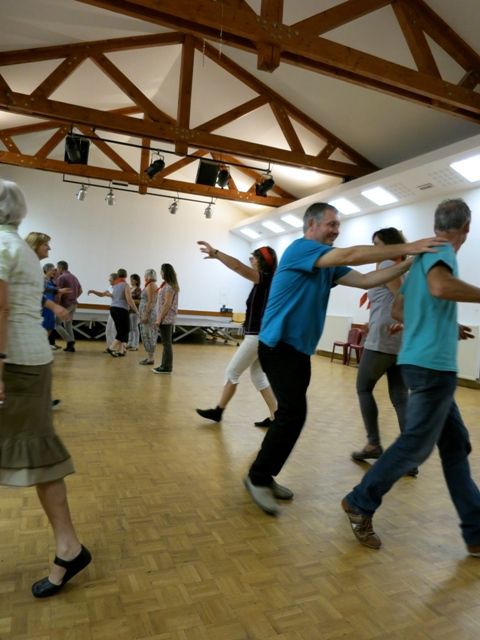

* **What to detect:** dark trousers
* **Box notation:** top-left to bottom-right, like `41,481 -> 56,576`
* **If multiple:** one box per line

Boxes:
110,307 -> 130,343
249,341 -> 311,485
159,324 -> 173,370
356,348 -> 408,446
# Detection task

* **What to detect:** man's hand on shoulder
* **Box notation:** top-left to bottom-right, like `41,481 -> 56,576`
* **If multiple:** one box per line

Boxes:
406,237 -> 448,255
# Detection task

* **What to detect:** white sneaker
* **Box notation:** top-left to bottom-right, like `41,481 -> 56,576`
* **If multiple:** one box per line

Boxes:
243,476 -> 279,516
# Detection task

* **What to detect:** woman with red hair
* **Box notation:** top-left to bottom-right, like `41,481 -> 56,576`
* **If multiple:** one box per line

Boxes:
196,242 -> 277,427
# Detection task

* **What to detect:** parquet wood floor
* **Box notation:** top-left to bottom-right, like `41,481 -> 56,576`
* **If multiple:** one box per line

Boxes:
1,340 -> 480,640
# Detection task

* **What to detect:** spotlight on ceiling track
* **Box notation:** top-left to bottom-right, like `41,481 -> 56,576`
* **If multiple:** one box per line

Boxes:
255,173 -> 275,197
76,184 -> 87,201
145,153 -> 165,179
105,188 -> 115,206
204,203 -> 213,219
216,167 -> 230,189
169,199 -> 178,215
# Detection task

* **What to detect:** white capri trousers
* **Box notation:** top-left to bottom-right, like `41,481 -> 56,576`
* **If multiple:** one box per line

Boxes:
224,334 -> 270,391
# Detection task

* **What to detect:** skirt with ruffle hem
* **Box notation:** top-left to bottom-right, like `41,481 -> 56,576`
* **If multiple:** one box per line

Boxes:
0,362 -> 74,486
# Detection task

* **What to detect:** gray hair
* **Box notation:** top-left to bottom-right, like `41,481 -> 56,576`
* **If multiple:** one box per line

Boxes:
434,198 -> 471,232
144,268 -> 157,281
0,180 -> 27,227
109,272 -> 117,281
43,263 -> 55,274
303,202 -> 337,232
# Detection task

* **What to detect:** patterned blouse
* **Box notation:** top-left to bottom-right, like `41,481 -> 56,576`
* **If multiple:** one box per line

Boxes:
0,225 -> 52,366
157,283 -> 178,325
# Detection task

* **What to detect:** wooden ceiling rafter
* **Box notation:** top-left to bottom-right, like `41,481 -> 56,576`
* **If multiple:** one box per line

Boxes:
74,0 -> 480,122
0,26 -> 375,207
194,38 -> 376,169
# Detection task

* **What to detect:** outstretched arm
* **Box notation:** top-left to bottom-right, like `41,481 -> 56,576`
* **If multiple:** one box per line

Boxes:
197,240 -> 259,284
336,259 -> 411,289
315,237 -> 446,268
87,289 -> 111,297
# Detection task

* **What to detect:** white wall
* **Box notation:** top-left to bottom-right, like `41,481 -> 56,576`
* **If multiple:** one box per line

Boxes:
1,166 -> 252,312
253,187 -> 480,326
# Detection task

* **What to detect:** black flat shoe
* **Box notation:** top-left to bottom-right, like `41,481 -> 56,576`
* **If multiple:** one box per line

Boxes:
254,417 -> 273,428
32,545 -> 92,598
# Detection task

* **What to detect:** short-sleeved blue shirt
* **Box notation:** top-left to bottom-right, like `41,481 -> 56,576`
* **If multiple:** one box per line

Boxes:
259,237 -> 351,355
398,243 -> 458,371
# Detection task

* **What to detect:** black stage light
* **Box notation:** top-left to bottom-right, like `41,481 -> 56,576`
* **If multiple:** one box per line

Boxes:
196,160 -> 219,186
216,168 -> 230,188
255,175 -> 275,196
64,135 -> 90,165
145,157 -> 165,178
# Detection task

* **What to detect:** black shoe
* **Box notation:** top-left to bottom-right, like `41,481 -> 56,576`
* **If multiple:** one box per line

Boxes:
196,407 -> 223,422
152,366 -> 172,374
52,399 -> 61,409
254,417 -> 273,428
32,545 -> 92,598
63,342 -> 75,353
405,467 -> 419,477
351,445 -> 383,462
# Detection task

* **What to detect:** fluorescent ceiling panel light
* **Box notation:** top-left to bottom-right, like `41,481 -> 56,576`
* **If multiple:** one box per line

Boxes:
281,214 -> 303,228
361,186 -> 398,206
450,154 -> 480,182
330,197 -> 360,215
240,228 -> 260,239
261,220 -> 284,233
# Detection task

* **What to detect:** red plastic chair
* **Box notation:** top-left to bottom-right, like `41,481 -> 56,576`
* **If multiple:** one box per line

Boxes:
331,328 -> 362,365
347,329 -> 366,365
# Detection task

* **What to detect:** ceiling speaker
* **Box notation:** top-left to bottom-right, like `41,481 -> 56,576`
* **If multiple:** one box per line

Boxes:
195,160 -> 219,186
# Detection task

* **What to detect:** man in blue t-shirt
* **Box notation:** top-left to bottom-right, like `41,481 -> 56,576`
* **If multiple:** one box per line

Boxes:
342,198 -> 480,557
244,202 -> 445,515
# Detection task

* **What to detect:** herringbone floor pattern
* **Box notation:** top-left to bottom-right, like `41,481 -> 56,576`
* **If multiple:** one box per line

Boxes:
1,340 -> 480,639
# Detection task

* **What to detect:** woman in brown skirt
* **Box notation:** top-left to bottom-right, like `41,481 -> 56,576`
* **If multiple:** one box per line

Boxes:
0,180 -> 91,598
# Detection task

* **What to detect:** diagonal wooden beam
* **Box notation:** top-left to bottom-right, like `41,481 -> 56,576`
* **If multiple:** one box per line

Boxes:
411,0 -> 480,73
269,102 -> 304,154
176,35 -> 195,154
31,55 -> 88,99
0,32 -> 183,66
36,126 -> 70,159
392,0 -> 440,77
291,0 -> 392,37
194,96 -> 269,133
91,53 -> 176,124
196,39 -> 376,169
0,133 -> 20,154
77,126 -> 136,172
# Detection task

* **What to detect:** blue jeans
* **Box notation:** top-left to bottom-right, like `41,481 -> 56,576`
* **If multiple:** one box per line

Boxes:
346,365 -> 480,545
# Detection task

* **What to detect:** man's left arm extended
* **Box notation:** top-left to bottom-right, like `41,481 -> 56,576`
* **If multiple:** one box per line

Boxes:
335,259 -> 411,289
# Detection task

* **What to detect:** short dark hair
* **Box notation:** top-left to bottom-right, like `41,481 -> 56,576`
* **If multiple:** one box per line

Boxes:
57,260 -> 68,270
303,202 -> 337,232
434,198 -> 471,232
117,268 -> 127,278
372,227 -> 406,245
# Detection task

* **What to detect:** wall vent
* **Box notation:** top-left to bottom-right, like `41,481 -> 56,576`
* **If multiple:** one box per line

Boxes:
417,183 -> 434,190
